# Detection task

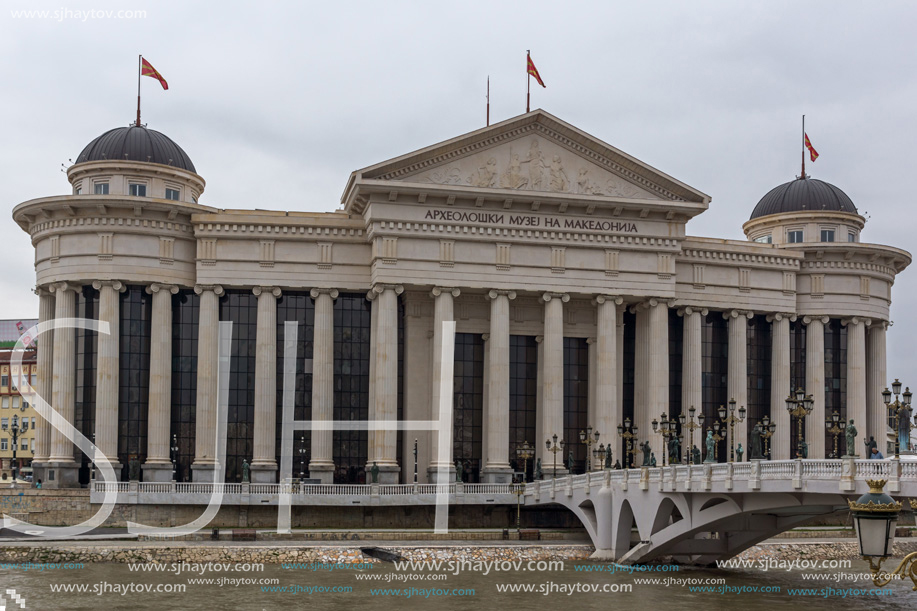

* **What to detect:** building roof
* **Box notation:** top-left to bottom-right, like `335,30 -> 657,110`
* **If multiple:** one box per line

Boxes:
749,177 -> 858,220
74,125 -> 196,173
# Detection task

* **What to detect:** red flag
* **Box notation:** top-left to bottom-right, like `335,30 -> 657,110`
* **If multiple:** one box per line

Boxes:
804,133 -> 818,162
141,57 -> 169,90
527,55 -> 545,88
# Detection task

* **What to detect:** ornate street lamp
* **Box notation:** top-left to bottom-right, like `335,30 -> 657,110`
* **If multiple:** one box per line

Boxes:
679,406 -> 704,464
882,380 -> 912,458
170,434 -> 180,481
515,440 -> 534,482
786,387 -> 814,458
578,426 -> 600,472
825,410 -> 847,459
849,479 -> 916,589
592,443 -> 609,470
720,398 -> 746,462
652,413 -> 677,466
759,414 -> 776,459
298,433 -> 307,480
1,416 -> 21,482
616,418 -> 639,468
707,422 -> 726,462
545,434 -> 564,479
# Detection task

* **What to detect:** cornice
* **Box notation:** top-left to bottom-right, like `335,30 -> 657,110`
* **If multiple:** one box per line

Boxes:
194,222 -> 364,240
679,247 -> 800,269
27,215 -> 193,239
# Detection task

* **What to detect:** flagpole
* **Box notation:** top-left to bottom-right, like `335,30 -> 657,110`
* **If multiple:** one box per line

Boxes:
801,115 -> 805,179
487,76 -> 490,126
136,54 -> 142,127
526,50 -> 531,113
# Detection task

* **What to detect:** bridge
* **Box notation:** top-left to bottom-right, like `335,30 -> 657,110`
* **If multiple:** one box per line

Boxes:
89,458 -> 917,565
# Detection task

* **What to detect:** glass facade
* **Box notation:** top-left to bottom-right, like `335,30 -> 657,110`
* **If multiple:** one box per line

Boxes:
332,294 -> 371,484
563,337 -> 588,474
621,310 -> 636,463
275,292 -> 313,480
824,318 -> 847,457
453,333 -> 484,482
74,286 -> 98,484
219,290 -> 257,483
118,286 -> 151,481
509,335 -> 537,480
170,290 -> 198,482
702,312 -> 728,462
668,310 -> 684,461
747,315 -> 772,453
789,320 -> 807,457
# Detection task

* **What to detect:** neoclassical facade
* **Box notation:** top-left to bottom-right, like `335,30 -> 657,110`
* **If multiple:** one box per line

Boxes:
11,111 -> 911,488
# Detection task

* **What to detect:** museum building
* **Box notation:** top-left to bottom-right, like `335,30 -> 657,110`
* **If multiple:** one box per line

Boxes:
11,110 -> 911,488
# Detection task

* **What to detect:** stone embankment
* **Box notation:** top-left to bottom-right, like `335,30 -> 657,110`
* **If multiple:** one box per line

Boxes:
1,540 -> 917,566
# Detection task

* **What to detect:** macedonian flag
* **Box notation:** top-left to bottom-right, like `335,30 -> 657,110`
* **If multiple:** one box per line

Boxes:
141,57 -> 169,90
527,54 -> 545,88
804,133 -> 818,162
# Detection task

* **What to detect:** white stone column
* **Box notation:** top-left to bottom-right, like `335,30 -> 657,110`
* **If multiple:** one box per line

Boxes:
428,287 -> 460,483
370,284 -> 403,483
309,287 -> 336,484
866,321 -> 888,453
31,287 -> 54,479
680,307 -> 705,461
483,289 -> 515,483
47,282 -> 80,487
641,299 -> 669,461
248,286 -> 282,483
769,313 -> 792,460
542,292 -> 568,475
615,305 -> 625,462
143,283 -> 179,482
191,284 -> 223,482
594,295 -> 622,463
804,315 -> 828,459
91,281 -> 125,477
844,318 -> 868,457
365,290 -> 378,469
726,310 -> 752,460
632,304 -> 648,468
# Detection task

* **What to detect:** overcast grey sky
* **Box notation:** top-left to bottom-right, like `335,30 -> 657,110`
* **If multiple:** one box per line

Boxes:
2,0 -> 915,378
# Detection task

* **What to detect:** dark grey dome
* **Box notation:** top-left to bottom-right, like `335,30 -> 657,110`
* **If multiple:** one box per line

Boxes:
750,177 -> 857,220
75,125 -> 196,173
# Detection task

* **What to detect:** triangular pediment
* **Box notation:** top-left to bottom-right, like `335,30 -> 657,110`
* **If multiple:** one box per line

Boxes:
343,110 -> 710,212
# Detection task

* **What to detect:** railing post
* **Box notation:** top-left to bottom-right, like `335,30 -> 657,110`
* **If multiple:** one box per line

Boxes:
748,460 -> 761,490
640,467 -> 649,491
792,459 -> 803,489
840,456 -> 856,492
702,464 -> 712,491
725,463 -> 734,491
889,458 -> 901,493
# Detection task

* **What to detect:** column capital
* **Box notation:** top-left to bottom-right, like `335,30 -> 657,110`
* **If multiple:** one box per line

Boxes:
194,284 -> 224,297
372,284 -> 404,296
309,288 -> 337,300
146,283 -> 179,296
482,333 -> 490,342
841,316 -> 870,327
586,337 -> 596,345
432,287 -> 461,298
593,295 -> 624,306
766,312 -> 797,323
93,280 -> 127,293
254,286 -> 283,298
723,309 -> 754,320
542,292 -> 569,303
489,289 -> 517,300
802,315 -> 830,325
49,282 -> 80,295
535,335 -> 544,343
33,285 -> 54,298
677,306 -> 709,317
872,319 -> 890,331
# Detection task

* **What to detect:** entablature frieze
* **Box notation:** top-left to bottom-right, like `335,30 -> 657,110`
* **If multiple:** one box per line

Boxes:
27,214 -> 194,240
678,247 -> 801,270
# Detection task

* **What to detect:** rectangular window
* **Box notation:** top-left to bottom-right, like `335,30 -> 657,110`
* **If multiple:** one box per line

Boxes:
75,187 -> 82,195
0,374 -> 7,388
20,419 -> 27,431
94,183 -> 109,195
30,438 -> 34,452
165,188 -> 180,201
11,397 -> 19,410
1,398 -> 7,409
753,235 -> 772,244
848,231 -> 857,243
31,418 -> 35,428
0,418 -> 7,429
787,230 -> 803,243
21,439 -> 27,451
129,183 -> 147,197
820,229 -> 835,243
0,439 -> 7,451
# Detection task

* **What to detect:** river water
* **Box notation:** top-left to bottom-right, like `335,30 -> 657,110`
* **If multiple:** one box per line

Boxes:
2,559 -> 916,610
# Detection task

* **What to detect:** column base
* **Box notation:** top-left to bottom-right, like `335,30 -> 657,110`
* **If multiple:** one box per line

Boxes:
43,461 -> 80,489
31,461 -> 48,486
142,461 -> 174,483
481,466 -> 514,484
365,463 -> 400,484
249,463 -> 278,484
427,465 -> 456,484
191,462 -> 220,483
307,464 -> 334,484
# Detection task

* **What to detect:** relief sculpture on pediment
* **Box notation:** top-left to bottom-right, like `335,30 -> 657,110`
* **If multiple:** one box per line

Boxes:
412,136 -> 659,200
